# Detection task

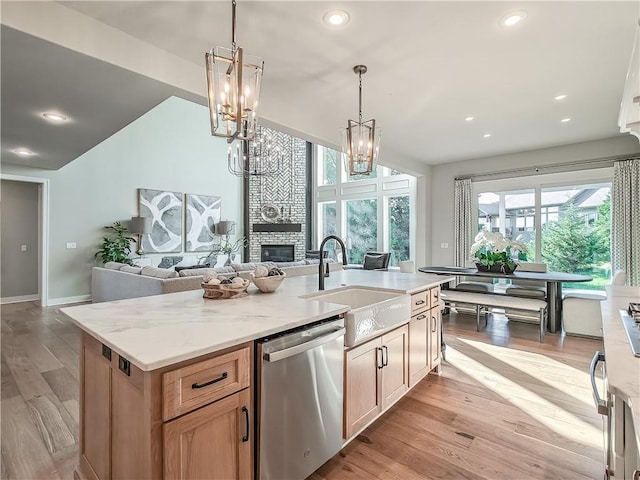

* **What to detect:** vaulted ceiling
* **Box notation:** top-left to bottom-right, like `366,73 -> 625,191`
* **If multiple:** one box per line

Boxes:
2,1 -> 638,171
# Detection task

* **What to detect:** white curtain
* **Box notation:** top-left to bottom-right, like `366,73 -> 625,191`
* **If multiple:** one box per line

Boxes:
612,159 -> 640,286
454,178 -> 473,268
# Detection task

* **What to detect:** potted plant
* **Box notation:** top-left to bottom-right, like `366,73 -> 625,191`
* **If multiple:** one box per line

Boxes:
95,221 -> 136,265
470,230 -> 527,274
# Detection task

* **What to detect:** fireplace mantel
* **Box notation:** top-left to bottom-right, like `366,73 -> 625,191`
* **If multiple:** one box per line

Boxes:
253,223 -> 302,233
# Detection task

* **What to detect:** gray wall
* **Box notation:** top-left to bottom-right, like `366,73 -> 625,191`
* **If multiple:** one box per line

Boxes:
1,180 -> 39,299
1,96 -> 243,304
430,135 -> 640,266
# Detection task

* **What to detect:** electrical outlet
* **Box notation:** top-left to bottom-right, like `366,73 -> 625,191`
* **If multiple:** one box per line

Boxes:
440,243 -> 449,249
66,242 -> 77,249
21,244 -> 27,252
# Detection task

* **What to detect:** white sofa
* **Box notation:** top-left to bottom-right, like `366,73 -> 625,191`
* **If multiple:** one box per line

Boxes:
91,260 -> 343,303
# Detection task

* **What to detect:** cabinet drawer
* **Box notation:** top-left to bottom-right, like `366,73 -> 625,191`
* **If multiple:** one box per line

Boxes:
411,290 -> 430,314
163,346 -> 250,421
430,286 -> 441,308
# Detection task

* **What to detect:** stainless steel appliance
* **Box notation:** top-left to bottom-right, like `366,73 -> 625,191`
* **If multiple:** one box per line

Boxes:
256,317 -> 345,480
590,350 -> 614,479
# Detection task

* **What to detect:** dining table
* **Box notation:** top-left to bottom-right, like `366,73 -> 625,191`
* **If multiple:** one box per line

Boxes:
418,266 -> 593,333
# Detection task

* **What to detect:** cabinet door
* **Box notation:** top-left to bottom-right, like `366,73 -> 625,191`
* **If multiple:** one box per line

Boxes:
408,311 -> 429,388
164,389 -> 252,480
80,336 -> 112,480
344,338 -> 382,439
429,307 -> 442,370
381,325 -> 409,410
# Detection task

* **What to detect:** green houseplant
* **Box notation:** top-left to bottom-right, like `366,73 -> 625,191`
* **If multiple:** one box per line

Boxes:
95,221 -> 135,264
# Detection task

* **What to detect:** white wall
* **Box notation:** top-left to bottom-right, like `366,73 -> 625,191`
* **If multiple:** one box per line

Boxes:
0,96 -> 242,304
430,135 -> 640,266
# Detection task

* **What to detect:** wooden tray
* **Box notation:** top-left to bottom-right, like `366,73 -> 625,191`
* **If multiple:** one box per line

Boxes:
201,280 -> 250,299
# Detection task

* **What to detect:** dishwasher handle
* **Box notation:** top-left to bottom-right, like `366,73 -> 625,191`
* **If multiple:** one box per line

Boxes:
589,350 -> 608,415
264,328 -> 345,362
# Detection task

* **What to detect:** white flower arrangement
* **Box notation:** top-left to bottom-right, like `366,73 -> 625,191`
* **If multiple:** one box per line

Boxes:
470,230 -> 527,272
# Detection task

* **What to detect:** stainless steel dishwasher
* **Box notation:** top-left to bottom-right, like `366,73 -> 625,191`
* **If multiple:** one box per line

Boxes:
256,317 -> 345,480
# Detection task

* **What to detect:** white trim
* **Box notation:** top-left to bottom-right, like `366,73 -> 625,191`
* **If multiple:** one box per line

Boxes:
1,173 -> 49,306
1,294 -> 40,305
47,294 -> 91,306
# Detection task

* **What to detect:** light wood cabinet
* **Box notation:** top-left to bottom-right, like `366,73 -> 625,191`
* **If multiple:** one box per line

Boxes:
408,310 -> 429,388
164,389 -> 252,480
77,333 -> 253,480
344,325 -> 409,440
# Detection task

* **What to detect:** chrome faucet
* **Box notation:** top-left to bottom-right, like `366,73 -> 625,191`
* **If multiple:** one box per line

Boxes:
318,235 -> 348,290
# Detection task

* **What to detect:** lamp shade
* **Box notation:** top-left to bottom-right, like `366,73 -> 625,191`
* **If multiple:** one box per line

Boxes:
130,216 -> 152,234
215,220 -> 235,235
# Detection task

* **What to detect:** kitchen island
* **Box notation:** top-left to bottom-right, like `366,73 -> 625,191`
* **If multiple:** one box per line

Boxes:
62,269 -> 452,480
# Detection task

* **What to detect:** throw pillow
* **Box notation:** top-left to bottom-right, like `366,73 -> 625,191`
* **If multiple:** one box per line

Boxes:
141,266 -> 178,279
157,256 -> 183,269
120,265 -> 142,275
178,268 -> 215,277
104,261 -> 127,270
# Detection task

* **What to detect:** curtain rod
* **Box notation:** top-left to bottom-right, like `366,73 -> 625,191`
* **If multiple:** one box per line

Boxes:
455,154 -> 639,182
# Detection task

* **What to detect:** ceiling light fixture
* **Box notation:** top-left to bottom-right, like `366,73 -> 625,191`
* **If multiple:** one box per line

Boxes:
12,148 -> 35,156
205,0 -> 264,145
342,65 -> 380,176
554,94 -> 567,101
227,125 -> 283,177
42,112 -> 67,122
323,9 -> 350,26
499,10 -> 527,27
483,133 -> 492,138
465,116 -> 475,122
561,118 -> 571,123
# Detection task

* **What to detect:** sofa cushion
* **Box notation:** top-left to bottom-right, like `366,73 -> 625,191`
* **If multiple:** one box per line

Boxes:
175,264 -> 204,272
273,260 -> 306,268
213,266 -> 235,274
104,261 -> 127,270
178,268 -> 215,277
120,265 -> 142,274
141,266 -> 178,279
231,262 -> 276,272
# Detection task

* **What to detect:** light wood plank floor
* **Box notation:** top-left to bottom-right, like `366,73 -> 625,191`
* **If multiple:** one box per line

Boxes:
1,302 -> 605,479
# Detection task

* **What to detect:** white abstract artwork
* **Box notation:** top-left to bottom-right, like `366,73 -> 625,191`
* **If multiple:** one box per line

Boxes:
185,194 -> 222,252
139,189 -> 183,253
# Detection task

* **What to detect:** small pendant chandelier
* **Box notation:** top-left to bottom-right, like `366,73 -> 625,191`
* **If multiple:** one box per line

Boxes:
227,126 -> 283,177
342,65 -> 381,176
205,0 -> 264,143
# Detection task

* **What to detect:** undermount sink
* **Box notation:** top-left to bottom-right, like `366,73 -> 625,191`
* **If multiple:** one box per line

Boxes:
305,287 -> 411,347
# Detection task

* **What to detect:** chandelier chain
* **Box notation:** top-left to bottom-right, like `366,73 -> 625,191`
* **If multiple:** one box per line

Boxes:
231,0 -> 237,54
358,71 -> 363,124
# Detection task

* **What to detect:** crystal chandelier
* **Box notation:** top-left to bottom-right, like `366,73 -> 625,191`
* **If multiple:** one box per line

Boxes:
227,126 -> 283,177
342,65 -> 381,176
205,0 -> 264,143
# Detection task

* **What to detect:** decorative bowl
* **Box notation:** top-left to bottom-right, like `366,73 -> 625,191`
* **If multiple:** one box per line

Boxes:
201,279 -> 250,299
251,272 -> 286,293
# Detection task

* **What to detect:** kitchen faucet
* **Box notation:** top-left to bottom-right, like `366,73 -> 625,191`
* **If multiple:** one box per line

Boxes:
318,235 -> 348,290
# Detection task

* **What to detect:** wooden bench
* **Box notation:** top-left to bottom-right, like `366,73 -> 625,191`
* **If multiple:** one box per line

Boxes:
441,290 -> 548,342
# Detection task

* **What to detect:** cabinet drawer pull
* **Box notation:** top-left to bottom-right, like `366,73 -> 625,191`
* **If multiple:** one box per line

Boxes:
382,346 -> 389,367
241,406 -> 250,442
431,316 -> 437,333
415,299 -> 425,306
192,372 -> 228,389
377,348 -> 384,369
416,314 -> 427,321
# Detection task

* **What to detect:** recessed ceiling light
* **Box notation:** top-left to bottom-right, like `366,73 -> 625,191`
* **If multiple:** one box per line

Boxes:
499,10 -> 527,27
561,118 -> 571,123
13,148 -> 35,156
554,94 -> 567,101
323,9 -> 349,27
483,133 -> 492,138
465,116 -> 475,122
42,112 -> 67,122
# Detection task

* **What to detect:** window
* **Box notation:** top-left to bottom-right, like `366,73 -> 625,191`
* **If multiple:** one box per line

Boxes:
476,178 -> 612,291
315,145 -> 415,267
346,199 -> 377,264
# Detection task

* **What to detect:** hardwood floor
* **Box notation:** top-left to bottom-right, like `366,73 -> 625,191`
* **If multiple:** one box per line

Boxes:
1,302 -> 605,479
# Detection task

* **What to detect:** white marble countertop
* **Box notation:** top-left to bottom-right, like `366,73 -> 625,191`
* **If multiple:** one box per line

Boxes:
600,293 -> 640,450
61,270 -> 451,371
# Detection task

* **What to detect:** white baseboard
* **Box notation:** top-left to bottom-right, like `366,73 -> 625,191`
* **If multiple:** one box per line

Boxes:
47,294 -> 92,306
1,294 -> 39,305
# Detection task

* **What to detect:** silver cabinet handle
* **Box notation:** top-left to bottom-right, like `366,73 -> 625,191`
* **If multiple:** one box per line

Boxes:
589,351 -> 608,415
264,328 -> 345,362
633,469 -> 639,480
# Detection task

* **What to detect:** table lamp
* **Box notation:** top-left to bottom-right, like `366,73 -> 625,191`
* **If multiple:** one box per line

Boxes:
130,216 -> 152,255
